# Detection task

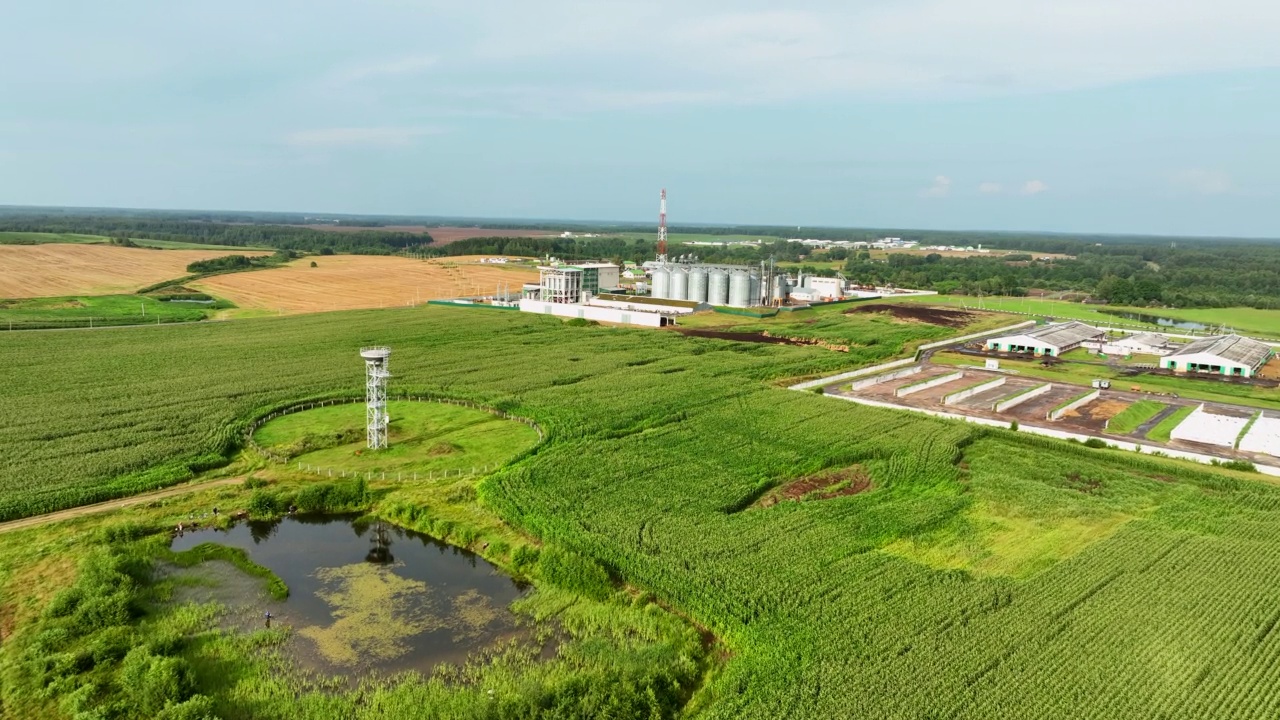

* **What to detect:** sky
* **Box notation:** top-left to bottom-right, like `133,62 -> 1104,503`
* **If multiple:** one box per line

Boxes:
2,1 -> 1279,237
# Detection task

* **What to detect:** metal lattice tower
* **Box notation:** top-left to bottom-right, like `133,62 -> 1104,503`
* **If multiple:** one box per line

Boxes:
657,188 -> 668,262
359,347 -> 391,449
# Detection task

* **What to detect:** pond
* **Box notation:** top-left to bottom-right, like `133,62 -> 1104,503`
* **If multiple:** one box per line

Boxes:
170,514 -> 532,677
1097,309 -> 1210,331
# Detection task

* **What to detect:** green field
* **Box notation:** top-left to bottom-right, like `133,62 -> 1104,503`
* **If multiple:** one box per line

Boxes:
0,231 -> 111,245
0,230 -> 267,251
7,307 -> 1280,718
254,400 -> 540,476
890,295 -> 1280,340
1106,400 -> 1168,434
0,294 -> 225,330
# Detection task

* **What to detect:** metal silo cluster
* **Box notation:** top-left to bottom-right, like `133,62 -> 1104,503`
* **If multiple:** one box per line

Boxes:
649,263 -> 785,308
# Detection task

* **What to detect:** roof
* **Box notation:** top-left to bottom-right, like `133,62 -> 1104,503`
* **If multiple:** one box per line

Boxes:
571,263 -> 619,270
1020,321 -> 1105,348
1168,334 -> 1272,368
1120,333 -> 1172,347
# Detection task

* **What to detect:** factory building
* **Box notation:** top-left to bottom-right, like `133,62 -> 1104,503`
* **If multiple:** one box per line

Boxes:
1163,335 -> 1273,378
529,263 -> 621,304
985,321 -> 1105,357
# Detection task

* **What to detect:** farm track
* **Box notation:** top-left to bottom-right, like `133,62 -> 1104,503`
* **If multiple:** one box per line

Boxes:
0,477 -> 242,535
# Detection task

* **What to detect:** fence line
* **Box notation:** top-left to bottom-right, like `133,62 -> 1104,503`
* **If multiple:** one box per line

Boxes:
243,395 -> 545,478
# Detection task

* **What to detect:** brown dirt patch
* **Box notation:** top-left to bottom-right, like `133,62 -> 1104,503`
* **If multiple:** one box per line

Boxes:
1064,398 -> 1129,422
289,224 -> 433,234
1259,357 -> 1280,381
192,255 -> 538,314
0,244 -> 271,298
758,467 -> 872,508
844,303 -> 977,328
1064,472 -> 1102,494
426,227 -> 560,245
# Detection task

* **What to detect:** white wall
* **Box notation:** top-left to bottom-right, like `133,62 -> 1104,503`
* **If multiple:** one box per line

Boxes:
518,299 -> 666,327
1047,389 -> 1100,421
943,377 -> 1005,405
994,383 -> 1052,412
849,365 -> 921,391
896,371 -> 964,397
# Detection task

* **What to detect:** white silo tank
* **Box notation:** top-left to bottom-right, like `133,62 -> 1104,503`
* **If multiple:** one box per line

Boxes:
748,273 -> 762,306
772,274 -> 789,303
707,269 -> 729,306
688,267 -> 709,303
671,267 -> 689,301
651,266 -> 670,299
728,271 -> 751,307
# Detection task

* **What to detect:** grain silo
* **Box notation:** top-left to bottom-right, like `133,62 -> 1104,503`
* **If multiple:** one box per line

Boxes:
688,267 -> 709,303
670,266 -> 689,301
707,269 -> 729,306
650,266 -> 670,299
748,273 -> 762,307
728,271 -> 751,307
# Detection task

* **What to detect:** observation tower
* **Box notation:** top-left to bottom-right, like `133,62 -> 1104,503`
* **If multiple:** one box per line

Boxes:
359,347 -> 391,449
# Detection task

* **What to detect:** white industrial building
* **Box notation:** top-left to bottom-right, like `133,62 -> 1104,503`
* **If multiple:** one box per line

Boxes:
1163,335 -> 1273,378
985,321 -> 1105,357
527,263 -> 621,304
1104,333 -> 1176,357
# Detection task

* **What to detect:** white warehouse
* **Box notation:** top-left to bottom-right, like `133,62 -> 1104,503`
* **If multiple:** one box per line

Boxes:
985,321 -> 1106,357
1163,335 -> 1273,378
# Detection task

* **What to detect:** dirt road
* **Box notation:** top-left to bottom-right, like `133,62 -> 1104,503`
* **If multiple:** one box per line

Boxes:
0,478 -> 243,535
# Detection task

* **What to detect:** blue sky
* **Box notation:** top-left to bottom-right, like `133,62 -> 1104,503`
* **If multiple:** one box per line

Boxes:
2,1 -> 1278,237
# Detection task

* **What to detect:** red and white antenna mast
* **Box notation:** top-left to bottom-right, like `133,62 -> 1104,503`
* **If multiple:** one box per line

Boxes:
657,188 -> 668,262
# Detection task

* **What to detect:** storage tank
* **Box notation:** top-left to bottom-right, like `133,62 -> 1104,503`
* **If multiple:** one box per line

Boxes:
707,269 -> 730,306
748,273 -> 762,307
728,271 -> 751,307
670,267 -> 689,301
651,266 -> 670,299
688,267 -> 709,303
772,274 -> 789,303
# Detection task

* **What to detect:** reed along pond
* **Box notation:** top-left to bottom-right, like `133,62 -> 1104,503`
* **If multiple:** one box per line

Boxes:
170,514 -> 531,677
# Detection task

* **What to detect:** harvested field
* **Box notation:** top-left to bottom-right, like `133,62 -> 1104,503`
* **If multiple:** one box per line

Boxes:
756,467 -> 872,508
427,227 -> 560,245
0,244 -> 270,298
192,255 -> 538,314
290,224 -> 432,234
844,303 -> 978,328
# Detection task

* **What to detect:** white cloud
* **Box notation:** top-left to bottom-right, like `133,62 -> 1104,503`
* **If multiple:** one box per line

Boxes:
922,175 -> 952,198
326,54 -> 438,86
283,126 -> 445,148
1020,180 -> 1049,196
1170,169 -> 1233,195
978,182 -> 1003,194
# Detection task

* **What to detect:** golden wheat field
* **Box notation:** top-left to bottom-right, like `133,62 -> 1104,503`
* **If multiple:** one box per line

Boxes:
0,244 -> 270,298
192,255 -> 538,313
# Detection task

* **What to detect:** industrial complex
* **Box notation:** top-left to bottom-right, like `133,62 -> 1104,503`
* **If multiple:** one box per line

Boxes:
516,189 -> 890,326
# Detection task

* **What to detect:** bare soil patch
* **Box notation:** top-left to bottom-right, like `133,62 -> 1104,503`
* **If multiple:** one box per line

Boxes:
844,303 -> 977,328
1062,398 -> 1130,430
1064,472 -> 1103,494
428,227 -> 560,245
757,467 -> 872,508
290,224 -> 432,234
192,255 -> 538,314
0,244 -> 270,298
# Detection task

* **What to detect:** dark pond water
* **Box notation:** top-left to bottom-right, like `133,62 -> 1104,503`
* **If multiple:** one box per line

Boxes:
170,515 -> 531,677
1097,309 -> 1210,331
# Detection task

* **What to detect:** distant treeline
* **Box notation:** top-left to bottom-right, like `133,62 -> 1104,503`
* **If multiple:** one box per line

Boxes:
0,214 -> 431,254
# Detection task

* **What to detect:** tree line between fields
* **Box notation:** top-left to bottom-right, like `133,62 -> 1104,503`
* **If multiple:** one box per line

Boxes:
6,210 -> 1280,308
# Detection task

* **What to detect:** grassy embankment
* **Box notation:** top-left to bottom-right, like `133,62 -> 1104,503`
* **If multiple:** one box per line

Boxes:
0,230 -> 268,251
1105,401 -> 1168,435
